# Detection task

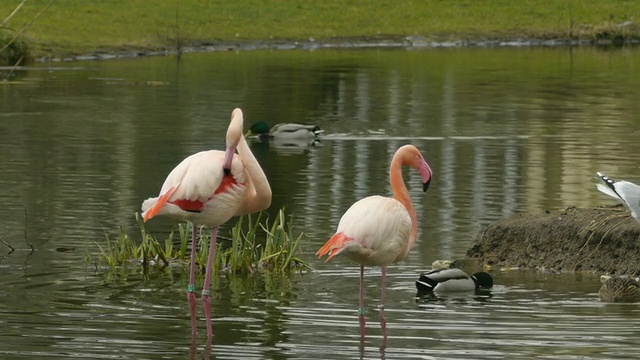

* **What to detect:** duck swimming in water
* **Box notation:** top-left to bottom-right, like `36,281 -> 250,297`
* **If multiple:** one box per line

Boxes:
415,268 -> 493,294
246,121 -> 323,141
598,275 -> 640,303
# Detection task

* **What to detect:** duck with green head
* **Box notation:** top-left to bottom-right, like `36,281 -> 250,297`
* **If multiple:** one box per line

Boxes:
246,121 -> 323,141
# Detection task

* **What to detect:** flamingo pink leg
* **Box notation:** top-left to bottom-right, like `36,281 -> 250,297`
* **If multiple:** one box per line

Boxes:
202,226 -> 219,341
358,265 -> 366,327
359,265 -> 365,314
380,265 -> 387,339
187,223 -> 198,337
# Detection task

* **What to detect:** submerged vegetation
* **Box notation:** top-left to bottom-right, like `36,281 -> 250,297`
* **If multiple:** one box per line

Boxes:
1,1 -> 640,59
91,208 -> 312,275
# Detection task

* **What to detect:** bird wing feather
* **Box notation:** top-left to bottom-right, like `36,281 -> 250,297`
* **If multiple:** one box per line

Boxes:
596,172 -> 640,219
159,150 -> 244,202
421,268 -> 470,282
596,183 -> 623,202
271,123 -> 315,132
613,181 -> 640,219
270,123 -> 322,138
417,268 -> 476,292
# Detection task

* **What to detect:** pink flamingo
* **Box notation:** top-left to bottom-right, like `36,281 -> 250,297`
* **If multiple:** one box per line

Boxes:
141,108 -> 271,340
316,144 -> 432,336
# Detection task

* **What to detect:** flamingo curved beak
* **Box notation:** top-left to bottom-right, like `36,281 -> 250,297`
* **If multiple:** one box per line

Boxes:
419,160 -> 432,192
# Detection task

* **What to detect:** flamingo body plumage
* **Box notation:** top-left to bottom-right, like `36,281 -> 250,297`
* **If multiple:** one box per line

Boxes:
316,144 -> 432,337
141,150 -> 248,226
318,196 -> 412,266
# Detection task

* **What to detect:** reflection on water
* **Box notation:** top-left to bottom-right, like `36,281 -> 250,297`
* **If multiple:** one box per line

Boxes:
1,47 -> 640,358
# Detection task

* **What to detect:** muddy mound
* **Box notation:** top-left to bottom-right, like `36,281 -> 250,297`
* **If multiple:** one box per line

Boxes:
466,205 -> 640,275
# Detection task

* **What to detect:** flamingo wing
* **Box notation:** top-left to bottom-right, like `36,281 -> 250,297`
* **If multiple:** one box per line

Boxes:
142,150 -> 246,221
318,196 -> 412,266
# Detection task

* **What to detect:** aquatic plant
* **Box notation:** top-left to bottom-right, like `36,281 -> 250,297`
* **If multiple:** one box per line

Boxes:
91,207 -> 312,274
215,208 -> 310,274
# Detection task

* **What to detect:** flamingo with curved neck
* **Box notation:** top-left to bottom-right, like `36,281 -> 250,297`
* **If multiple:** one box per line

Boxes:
141,108 -> 271,340
316,144 -> 432,337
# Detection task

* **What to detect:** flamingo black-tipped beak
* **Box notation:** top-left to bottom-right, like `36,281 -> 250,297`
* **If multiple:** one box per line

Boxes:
422,178 -> 431,192
223,167 -> 231,176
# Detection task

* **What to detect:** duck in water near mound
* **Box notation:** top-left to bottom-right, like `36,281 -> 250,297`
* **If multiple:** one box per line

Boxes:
598,275 -> 640,303
415,268 -> 494,295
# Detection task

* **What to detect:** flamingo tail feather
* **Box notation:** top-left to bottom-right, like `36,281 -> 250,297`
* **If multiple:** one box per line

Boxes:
143,185 -> 178,222
316,232 -> 350,263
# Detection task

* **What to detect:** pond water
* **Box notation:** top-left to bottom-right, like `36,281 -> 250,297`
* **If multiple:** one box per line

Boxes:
1,46 -> 640,359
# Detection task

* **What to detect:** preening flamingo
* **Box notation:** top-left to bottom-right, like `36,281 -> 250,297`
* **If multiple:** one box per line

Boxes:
316,144 -> 432,334
141,108 -> 271,340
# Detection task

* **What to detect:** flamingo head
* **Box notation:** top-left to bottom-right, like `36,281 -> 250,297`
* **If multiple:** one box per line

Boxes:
400,144 -> 433,192
223,108 -> 245,175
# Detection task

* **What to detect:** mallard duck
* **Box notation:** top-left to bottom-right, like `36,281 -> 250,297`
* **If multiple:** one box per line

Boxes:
246,121 -> 323,141
598,275 -> 640,303
416,268 -> 493,294
596,172 -> 640,223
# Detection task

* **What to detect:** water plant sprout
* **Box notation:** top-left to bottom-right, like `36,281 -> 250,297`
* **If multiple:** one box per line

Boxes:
92,207 -> 312,274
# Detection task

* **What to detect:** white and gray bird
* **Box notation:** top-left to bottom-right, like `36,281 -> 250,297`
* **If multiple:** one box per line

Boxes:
415,268 -> 493,294
596,172 -> 640,222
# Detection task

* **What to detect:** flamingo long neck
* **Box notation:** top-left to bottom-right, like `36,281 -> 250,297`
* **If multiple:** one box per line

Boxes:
390,157 -> 418,248
236,135 -> 272,214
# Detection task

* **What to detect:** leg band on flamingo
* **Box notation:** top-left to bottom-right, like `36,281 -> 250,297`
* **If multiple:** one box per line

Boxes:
202,289 -> 211,296
358,307 -> 365,316
187,283 -> 196,292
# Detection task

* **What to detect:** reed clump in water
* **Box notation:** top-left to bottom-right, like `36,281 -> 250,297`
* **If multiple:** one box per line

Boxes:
91,207 -> 312,274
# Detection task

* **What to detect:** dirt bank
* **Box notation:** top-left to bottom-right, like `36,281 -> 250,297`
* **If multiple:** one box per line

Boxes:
466,205 -> 640,276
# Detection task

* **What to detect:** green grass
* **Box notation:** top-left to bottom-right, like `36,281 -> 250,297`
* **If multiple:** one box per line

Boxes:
90,207 -> 312,275
1,1 -> 640,59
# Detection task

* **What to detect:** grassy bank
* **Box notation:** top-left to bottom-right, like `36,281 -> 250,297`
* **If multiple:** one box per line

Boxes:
2,1 -> 640,59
